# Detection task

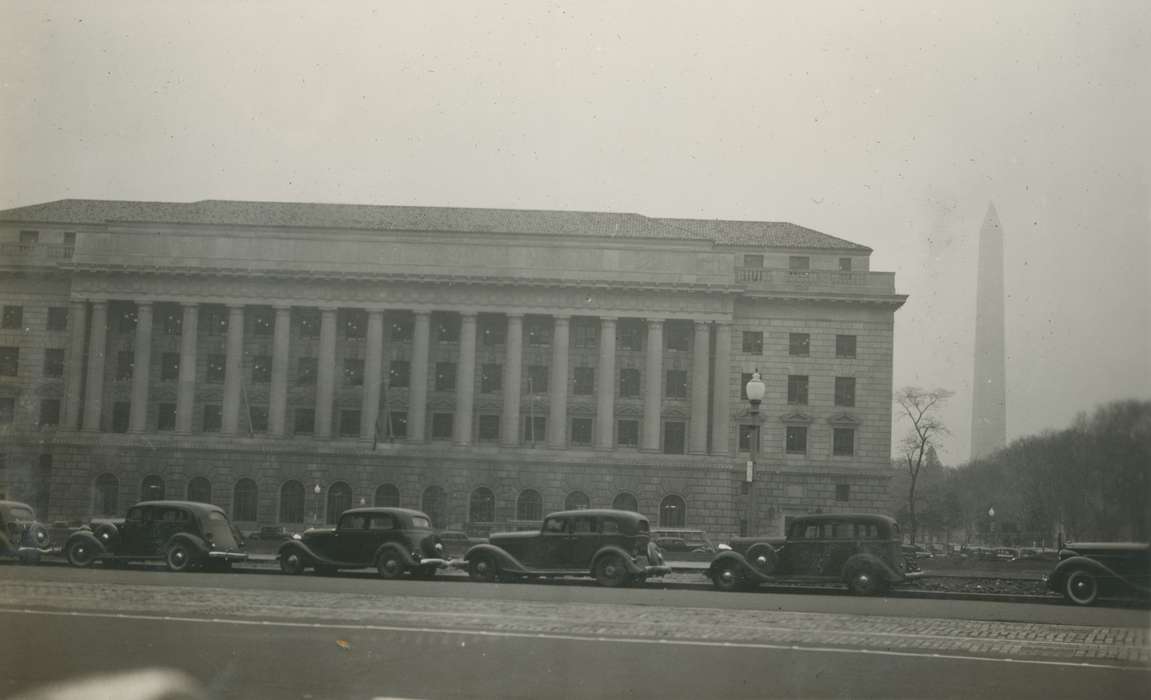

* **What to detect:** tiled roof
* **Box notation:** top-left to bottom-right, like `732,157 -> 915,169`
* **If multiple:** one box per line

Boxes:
0,199 -> 869,250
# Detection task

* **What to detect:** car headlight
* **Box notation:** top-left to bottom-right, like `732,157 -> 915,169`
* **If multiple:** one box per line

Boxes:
435,543 -> 444,553
291,533 -> 303,541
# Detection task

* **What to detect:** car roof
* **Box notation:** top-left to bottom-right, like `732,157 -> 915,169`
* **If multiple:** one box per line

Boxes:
133,500 -> 226,515
0,500 -> 37,515
791,512 -> 898,526
545,509 -> 650,521
338,507 -> 431,520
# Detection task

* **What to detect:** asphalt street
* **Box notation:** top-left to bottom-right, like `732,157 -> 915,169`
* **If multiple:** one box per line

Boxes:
1,564 -> 1148,699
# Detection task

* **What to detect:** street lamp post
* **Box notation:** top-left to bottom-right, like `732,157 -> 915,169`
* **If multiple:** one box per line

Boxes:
744,370 -> 767,537
313,483 -> 322,526
987,506 -> 996,546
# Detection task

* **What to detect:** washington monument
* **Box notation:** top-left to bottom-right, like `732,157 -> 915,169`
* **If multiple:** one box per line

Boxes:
970,203 -> 1007,459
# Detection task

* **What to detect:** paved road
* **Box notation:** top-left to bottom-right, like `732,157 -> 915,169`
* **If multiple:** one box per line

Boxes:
1,565 -> 1148,699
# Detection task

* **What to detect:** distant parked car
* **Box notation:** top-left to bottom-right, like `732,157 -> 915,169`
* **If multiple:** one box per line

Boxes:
1045,541 -> 1151,606
0,500 -> 53,564
278,507 -> 449,578
652,528 -> 717,562
253,525 -> 291,541
995,547 -> 1019,561
901,544 -> 934,560
707,513 -> 923,595
63,501 -> 247,571
437,530 -> 485,559
462,509 -> 670,587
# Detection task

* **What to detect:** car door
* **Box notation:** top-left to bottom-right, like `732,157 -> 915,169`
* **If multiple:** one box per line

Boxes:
780,522 -> 822,576
152,507 -> 193,554
527,516 -> 570,569
567,515 -> 600,569
119,506 -> 153,555
364,513 -> 401,563
332,513 -> 370,563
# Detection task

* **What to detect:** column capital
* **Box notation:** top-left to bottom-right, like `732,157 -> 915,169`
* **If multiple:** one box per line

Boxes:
227,303 -> 246,311
459,310 -> 479,319
318,305 -> 339,314
694,319 -> 710,329
365,306 -> 388,316
645,317 -> 665,326
181,301 -> 199,310
413,309 -> 432,319
505,312 -> 525,320
134,300 -> 154,309
714,319 -> 734,327
599,316 -> 618,324
89,298 -> 108,306
553,314 -> 571,323
273,303 -> 293,312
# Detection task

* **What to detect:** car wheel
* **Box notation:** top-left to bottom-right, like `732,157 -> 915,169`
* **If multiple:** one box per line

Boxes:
847,567 -> 887,596
165,543 -> 194,572
280,550 -> 306,575
375,553 -> 405,579
468,554 -> 499,583
1063,568 -> 1099,606
65,540 -> 97,568
712,561 -> 746,592
747,544 -> 779,576
594,554 -> 630,588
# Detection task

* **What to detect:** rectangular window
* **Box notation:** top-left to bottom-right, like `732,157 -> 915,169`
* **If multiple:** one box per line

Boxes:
294,408 -> 315,434
162,309 -> 182,336
786,426 -> 808,454
665,369 -> 688,399
526,365 -> 549,393
39,399 -> 61,428
743,254 -> 764,268
388,412 -> 408,439
738,424 -> 760,452
481,363 -> 502,393
203,307 -> 227,336
251,355 -> 271,384
47,307 -> 68,331
833,428 -> 855,456
523,415 -> 546,443
665,322 -> 690,351
431,412 -> 453,439
789,333 -> 810,356
573,320 -> 598,349
480,319 -> 505,346
339,410 -> 361,437
839,257 -> 853,272
836,334 -> 857,359
344,358 -> 364,386
742,331 -> 763,354
43,349 -> 65,378
0,347 -> 18,376
249,406 -> 269,433
571,417 -> 593,445
2,305 -> 23,329
435,362 -> 456,391
478,414 -> 500,441
116,307 -> 137,333
251,308 -> 274,336
157,403 -> 176,431
116,351 -> 135,380
436,315 -> 460,342
0,397 -> 15,423
111,402 -> 130,433
573,367 -> 594,395
297,309 -> 320,338
297,358 -> 317,385
389,317 -> 412,341
835,484 -> 851,502
203,405 -> 222,432
663,421 -> 686,454
161,353 -> 180,381
617,420 -> 639,447
19,230 -> 39,244
834,377 -> 856,407
206,354 -> 226,383
341,309 -> 366,339
619,368 -> 641,397
787,375 -> 809,405
788,256 -> 810,272
617,320 -> 643,351
389,360 -> 410,388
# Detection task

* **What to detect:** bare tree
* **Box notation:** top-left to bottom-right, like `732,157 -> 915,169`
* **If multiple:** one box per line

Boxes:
894,386 -> 953,544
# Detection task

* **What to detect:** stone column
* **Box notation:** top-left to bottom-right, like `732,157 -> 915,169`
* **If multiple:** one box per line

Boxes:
501,313 -> 523,447
711,321 -> 733,456
81,300 -> 108,432
128,301 -> 154,433
641,318 -> 664,452
63,300 -> 87,430
595,317 -> 617,450
408,311 -> 431,443
268,305 -> 291,436
361,308 -> 385,441
175,303 -> 199,433
547,315 -> 570,448
221,304 -> 245,435
314,307 -> 337,438
689,320 -> 711,455
453,312 -> 478,446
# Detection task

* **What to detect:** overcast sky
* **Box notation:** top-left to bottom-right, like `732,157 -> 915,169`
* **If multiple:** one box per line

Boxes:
2,1 -> 1148,464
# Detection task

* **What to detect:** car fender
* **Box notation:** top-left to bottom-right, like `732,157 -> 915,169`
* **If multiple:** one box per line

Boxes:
1048,555 -> 1151,596
276,540 -> 329,566
590,545 -> 644,575
842,552 -> 899,583
372,542 -> 418,568
461,543 -> 530,574
165,532 -> 210,560
65,530 -> 106,555
707,550 -> 767,583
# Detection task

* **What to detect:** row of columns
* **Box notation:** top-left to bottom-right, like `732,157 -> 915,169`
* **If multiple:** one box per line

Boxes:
67,301 -> 733,455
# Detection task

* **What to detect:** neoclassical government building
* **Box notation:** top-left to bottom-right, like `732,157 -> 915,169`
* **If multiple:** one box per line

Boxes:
0,200 -> 905,539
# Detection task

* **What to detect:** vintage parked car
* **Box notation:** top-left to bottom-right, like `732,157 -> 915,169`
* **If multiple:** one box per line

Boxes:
901,544 -> 934,560
462,508 -> 670,587
277,507 -> 449,578
0,500 -> 54,563
63,500 -> 248,571
437,530 -> 486,559
651,528 -> 718,562
1044,541 -> 1151,606
707,513 -> 923,595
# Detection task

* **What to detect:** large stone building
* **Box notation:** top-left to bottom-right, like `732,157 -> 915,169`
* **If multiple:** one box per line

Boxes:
0,200 -> 906,539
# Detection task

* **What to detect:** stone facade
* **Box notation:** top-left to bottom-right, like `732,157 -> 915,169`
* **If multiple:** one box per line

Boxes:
0,200 -> 906,540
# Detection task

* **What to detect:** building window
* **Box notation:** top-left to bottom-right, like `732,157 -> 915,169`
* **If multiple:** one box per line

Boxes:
660,495 -> 686,527
789,333 -> 810,356
0,347 -> 17,376
480,318 -> 505,346
279,481 -> 305,523
115,307 -> 137,333
617,320 -> 643,351
526,319 -> 552,347
297,358 -> 317,385
743,254 -> 764,268
43,349 -> 65,378
206,354 -> 226,383
161,353 -> 180,381
612,492 -> 638,512
478,414 -> 500,441
836,334 -> 857,359
47,307 -> 68,331
617,419 -> 639,447
162,308 -> 182,336
833,428 -> 855,456
203,405 -> 223,432
94,473 -> 119,516
436,315 -> 460,342
788,256 -> 810,273
835,484 -> 851,502
389,360 -> 410,388
573,367 -> 594,395
141,475 -> 165,501
251,355 -> 271,384
526,365 -> 548,393
19,230 -> 39,244
786,426 -> 808,454
202,306 -> 227,336
480,364 -> 502,393
388,412 -> 408,439
516,490 -> 542,521
665,370 -> 688,399
0,398 -> 13,423
435,363 -> 456,391
233,479 -> 258,521
341,309 -> 366,339
187,476 -> 212,504
339,410 -> 360,437
738,424 -> 760,452
326,482 -> 353,525
421,486 -> 447,527
787,375 -> 809,405
251,307 -> 274,336
111,402 -> 130,433
619,368 -> 640,397
565,491 -> 590,510
523,416 -> 546,443
834,377 -> 856,407
390,317 -> 413,341
344,359 -> 364,386
573,320 -> 598,349
571,417 -> 592,446
157,403 -> 176,431
249,406 -> 269,433
470,487 -> 495,523
663,421 -> 686,454
116,351 -> 135,380
839,257 -> 853,272
2,305 -> 23,329
665,322 -> 690,351
297,309 -> 320,338
39,399 -> 61,428
374,483 -> 399,508
293,409 -> 315,434
431,412 -> 453,439
742,331 -> 763,354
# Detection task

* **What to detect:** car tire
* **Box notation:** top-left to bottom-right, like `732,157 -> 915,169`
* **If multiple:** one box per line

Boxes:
280,550 -> 306,575
712,561 -> 746,592
594,554 -> 630,588
375,553 -> 405,579
468,554 -> 499,583
847,566 -> 887,596
165,543 -> 195,573
65,540 -> 97,568
747,544 -> 779,576
1062,568 -> 1099,606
